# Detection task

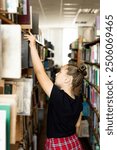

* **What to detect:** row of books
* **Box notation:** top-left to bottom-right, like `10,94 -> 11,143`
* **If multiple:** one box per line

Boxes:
0,0 -> 33,29
85,64 -> 100,88
0,24 -> 54,78
89,111 -> 100,149
82,43 -> 100,64
0,77 -> 33,115
82,80 -> 100,113
0,107 -> 38,149
0,0 -> 28,14
0,11 -> 47,149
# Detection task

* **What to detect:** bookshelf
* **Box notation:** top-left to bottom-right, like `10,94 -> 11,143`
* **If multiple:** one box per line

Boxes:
81,38 -> 100,150
0,1 -> 54,150
0,0 -> 32,30
69,17 -> 100,150
68,39 -> 78,65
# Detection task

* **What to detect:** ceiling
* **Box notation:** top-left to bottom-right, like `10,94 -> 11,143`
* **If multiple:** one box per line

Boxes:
30,0 -> 100,28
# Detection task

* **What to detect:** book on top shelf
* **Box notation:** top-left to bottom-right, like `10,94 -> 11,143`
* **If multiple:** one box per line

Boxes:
18,0 -> 27,15
0,0 -> 6,12
17,0 -> 30,24
6,0 -> 19,13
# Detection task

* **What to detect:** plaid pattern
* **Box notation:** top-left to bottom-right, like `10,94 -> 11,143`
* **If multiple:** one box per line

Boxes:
45,134 -> 83,150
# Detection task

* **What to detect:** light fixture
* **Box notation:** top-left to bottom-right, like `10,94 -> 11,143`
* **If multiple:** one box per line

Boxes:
64,3 -> 78,6
63,8 -> 77,11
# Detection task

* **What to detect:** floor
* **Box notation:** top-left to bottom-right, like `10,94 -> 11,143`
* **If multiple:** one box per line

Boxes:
38,106 -> 93,150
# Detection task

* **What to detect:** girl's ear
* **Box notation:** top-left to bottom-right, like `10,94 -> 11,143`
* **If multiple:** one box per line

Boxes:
64,75 -> 73,85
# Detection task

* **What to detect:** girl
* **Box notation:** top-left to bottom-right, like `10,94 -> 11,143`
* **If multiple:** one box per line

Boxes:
24,32 -> 87,150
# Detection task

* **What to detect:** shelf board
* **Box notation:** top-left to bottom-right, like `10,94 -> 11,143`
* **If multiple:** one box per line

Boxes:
0,14 -> 14,24
83,38 -> 100,47
21,24 -> 32,29
0,10 -> 7,14
84,78 -> 100,93
48,48 -> 54,53
69,48 -> 78,51
84,61 -> 100,68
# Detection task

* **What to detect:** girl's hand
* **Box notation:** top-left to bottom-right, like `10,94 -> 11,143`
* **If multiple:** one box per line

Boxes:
24,31 -> 36,47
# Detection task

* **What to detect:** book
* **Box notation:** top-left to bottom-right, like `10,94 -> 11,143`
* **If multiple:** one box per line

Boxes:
1,25 -> 21,79
17,0 -> 30,24
0,110 -> 6,150
0,95 -> 17,144
78,120 -> 89,137
0,79 -> 4,94
31,12 -> 39,34
4,83 -> 12,94
0,0 -> 6,11
9,78 -> 33,115
0,104 -> 10,150
16,116 -> 23,141
18,0 -> 27,15
22,78 -> 33,115
21,33 -> 29,69
0,24 -> 2,79
6,0 -> 18,13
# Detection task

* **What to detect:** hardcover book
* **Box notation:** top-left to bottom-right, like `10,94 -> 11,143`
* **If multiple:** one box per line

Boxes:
6,0 -> 18,13
17,0 -> 30,24
21,33 -> 29,69
0,95 -> 17,144
0,79 -> 4,94
0,110 -> 6,150
0,104 -> 10,150
0,25 -> 2,79
0,0 -> 6,11
1,25 -> 21,79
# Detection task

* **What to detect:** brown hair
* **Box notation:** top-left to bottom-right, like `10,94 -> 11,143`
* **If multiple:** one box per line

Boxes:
67,63 -> 87,95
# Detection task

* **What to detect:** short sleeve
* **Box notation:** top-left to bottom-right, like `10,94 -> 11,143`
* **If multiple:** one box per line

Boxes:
49,85 -> 64,105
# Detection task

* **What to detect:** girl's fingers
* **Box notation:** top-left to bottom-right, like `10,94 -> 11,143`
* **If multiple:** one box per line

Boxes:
28,31 -> 32,35
24,33 -> 30,36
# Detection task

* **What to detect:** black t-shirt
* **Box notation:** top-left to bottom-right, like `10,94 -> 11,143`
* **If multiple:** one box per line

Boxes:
47,85 -> 83,138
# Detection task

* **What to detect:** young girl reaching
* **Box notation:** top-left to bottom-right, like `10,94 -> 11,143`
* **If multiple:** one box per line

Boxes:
24,32 -> 87,150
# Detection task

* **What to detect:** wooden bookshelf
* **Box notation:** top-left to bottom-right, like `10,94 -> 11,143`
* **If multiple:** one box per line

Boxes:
83,38 -> 100,47
0,14 -> 14,24
82,37 -> 100,150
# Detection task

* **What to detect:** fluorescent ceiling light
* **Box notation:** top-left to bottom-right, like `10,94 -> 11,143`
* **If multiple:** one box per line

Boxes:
64,3 -> 78,6
63,8 -> 77,11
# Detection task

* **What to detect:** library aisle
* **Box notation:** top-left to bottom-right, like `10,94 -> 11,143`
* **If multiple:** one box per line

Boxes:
0,0 -> 100,150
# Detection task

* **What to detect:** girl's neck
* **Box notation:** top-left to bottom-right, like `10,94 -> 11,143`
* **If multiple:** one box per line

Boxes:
61,87 -> 75,99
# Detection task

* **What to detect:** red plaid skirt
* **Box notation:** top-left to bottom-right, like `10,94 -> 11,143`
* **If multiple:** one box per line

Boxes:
44,134 -> 83,150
